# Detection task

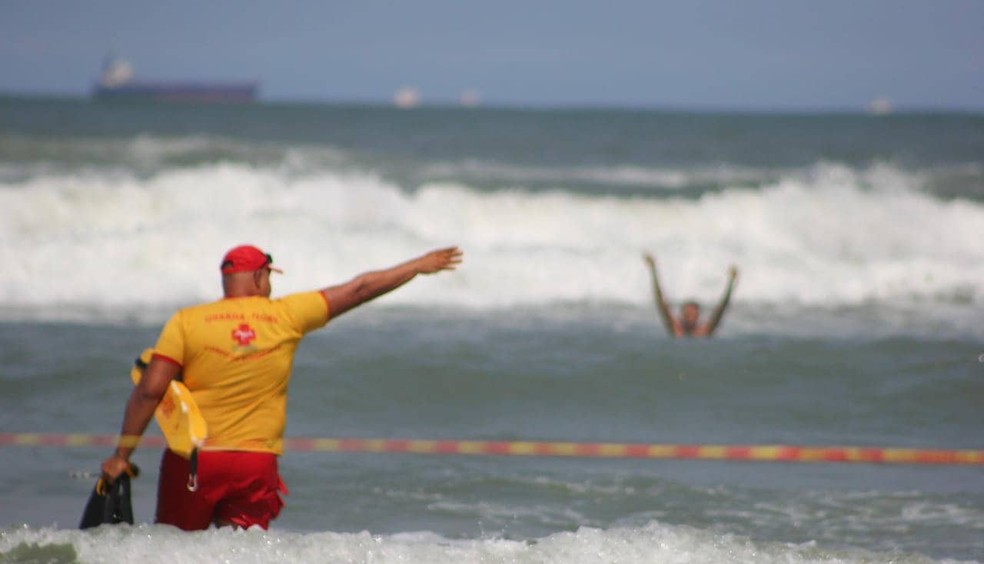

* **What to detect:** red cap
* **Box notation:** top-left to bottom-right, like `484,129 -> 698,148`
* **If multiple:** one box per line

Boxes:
220,245 -> 283,275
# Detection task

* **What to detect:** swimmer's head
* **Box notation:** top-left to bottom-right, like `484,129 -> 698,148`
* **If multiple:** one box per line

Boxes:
680,301 -> 701,333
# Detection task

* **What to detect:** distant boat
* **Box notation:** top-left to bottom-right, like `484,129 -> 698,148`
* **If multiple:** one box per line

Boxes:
459,89 -> 481,108
867,97 -> 893,115
393,86 -> 420,109
91,57 -> 259,104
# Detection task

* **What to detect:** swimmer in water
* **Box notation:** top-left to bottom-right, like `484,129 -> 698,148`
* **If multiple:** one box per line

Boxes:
643,253 -> 738,338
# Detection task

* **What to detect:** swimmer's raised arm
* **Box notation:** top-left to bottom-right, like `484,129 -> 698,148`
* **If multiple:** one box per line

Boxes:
699,265 -> 738,337
644,253 -> 682,337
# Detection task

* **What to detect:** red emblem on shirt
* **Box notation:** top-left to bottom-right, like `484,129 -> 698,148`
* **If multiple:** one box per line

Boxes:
232,323 -> 256,346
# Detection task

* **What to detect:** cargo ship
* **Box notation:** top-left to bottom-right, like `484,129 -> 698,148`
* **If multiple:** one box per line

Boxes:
91,57 -> 259,103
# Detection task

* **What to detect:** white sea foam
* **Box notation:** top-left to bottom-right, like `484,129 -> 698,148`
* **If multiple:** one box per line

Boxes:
422,159 -> 774,190
0,522 -> 953,564
1,161 -> 982,320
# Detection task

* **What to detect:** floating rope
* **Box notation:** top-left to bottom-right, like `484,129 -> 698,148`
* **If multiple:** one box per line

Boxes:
1,433 -> 981,465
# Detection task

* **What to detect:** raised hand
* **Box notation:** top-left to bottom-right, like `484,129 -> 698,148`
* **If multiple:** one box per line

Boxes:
417,246 -> 463,274
643,252 -> 656,270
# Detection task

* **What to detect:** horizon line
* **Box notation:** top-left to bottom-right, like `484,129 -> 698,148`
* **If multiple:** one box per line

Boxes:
2,89 -> 983,116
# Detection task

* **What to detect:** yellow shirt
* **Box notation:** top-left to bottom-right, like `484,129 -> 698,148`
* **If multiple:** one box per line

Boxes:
153,291 -> 329,455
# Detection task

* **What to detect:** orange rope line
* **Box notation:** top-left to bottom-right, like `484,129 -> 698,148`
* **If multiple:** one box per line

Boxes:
1,433 -> 981,465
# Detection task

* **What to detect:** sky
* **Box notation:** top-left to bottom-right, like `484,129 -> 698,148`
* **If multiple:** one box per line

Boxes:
1,0 -> 982,111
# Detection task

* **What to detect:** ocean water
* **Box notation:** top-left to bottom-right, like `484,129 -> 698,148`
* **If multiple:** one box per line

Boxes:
0,97 -> 982,563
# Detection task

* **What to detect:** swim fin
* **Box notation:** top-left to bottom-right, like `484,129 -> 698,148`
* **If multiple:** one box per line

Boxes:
79,464 -> 139,529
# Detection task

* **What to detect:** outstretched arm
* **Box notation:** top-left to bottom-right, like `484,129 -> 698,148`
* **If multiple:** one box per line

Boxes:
699,265 -> 738,336
643,253 -> 682,337
322,246 -> 463,319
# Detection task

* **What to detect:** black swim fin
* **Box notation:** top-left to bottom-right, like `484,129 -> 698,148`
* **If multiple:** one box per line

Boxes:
79,464 -> 140,529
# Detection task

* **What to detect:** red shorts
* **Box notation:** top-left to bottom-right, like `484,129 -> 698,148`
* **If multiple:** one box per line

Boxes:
155,449 -> 287,530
